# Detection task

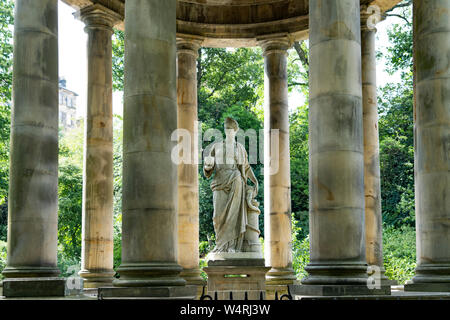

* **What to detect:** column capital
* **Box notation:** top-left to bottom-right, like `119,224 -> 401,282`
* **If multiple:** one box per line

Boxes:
177,36 -> 203,58
257,34 -> 292,56
75,4 -> 123,31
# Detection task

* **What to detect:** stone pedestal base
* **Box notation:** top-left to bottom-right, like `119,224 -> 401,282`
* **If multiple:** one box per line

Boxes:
203,255 -> 270,300
289,284 -> 391,297
404,283 -> 450,293
265,267 -> 297,286
79,270 -> 115,289
97,285 -> 198,299
2,277 -> 68,297
180,268 -> 206,286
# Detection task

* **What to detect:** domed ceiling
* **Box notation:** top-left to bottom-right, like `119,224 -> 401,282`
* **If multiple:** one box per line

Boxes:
62,0 -> 401,47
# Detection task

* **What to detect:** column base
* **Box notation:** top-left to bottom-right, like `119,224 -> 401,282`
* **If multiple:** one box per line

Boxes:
2,266 -> 61,278
180,268 -> 206,299
98,285 -> 198,299
265,267 -> 297,285
301,263 -> 369,285
180,268 -> 206,286
79,269 -> 116,288
2,277 -> 67,297
113,262 -> 186,287
404,264 -> 450,292
289,284 -> 391,297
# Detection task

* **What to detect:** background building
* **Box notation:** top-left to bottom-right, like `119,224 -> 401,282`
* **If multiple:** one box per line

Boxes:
59,77 -> 79,130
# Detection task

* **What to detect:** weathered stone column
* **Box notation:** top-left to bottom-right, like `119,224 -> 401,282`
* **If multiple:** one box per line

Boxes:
77,4 -> 121,288
2,0 -> 66,296
176,37 -> 205,287
405,0 -> 450,292
112,0 -> 187,292
361,21 -> 389,282
259,36 -> 297,287
299,0 -> 371,290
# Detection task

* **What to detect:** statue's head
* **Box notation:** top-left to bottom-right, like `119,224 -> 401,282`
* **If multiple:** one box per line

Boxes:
224,117 -> 239,139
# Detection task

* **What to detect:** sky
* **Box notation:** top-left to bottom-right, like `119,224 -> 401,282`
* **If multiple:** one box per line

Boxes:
58,1 -> 404,119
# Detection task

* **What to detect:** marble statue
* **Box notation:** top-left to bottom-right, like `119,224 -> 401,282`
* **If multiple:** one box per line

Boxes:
203,117 -> 259,253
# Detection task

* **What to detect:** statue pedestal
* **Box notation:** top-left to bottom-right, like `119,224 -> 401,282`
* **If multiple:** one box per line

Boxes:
203,253 -> 270,300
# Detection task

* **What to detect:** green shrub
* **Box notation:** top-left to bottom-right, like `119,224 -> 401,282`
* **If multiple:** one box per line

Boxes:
57,249 -> 80,278
383,225 -> 416,284
292,214 -> 309,280
199,241 -> 211,258
199,258 -> 208,281
0,240 -> 6,279
113,213 -> 122,273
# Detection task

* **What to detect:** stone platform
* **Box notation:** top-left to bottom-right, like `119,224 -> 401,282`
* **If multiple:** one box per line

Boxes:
404,282 -> 450,292
290,286 -> 450,300
203,253 -> 270,300
2,277 -> 69,297
289,283 -> 391,297
97,285 -> 198,300
1,284 -> 450,300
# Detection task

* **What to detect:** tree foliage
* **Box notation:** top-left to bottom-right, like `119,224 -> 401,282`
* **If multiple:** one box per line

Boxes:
57,126 -> 84,264
378,2 -> 415,228
0,0 -> 14,242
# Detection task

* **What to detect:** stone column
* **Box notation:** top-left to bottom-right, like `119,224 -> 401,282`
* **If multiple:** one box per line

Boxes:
301,0 -> 369,287
77,4 -> 121,288
176,37 -> 204,286
361,21 -> 389,282
3,0 -> 59,277
259,36 -> 297,287
405,0 -> 450,292
113,0 -> 185,289
2,0 -> 66,296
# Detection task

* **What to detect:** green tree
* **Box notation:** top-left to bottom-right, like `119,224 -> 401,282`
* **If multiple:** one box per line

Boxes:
112,30 -> 124,92
289,105 -> 309,240
112,115 -> 123,270
57,125 -> 84,268
377,1 -> 415,227
0,0 -> 14,241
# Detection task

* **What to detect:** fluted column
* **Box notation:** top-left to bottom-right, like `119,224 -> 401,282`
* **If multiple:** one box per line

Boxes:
405,0 -> 450,292
2,0 -> 60,280
302,0 -> 368,285
259,36 -> 297,285
361,21 -> 388,281
176,37 -> 204,286
77,4 -> 121,288
114,0 -> 185,288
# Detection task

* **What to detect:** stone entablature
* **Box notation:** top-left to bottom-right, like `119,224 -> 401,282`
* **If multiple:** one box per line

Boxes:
61,0 -> 401,47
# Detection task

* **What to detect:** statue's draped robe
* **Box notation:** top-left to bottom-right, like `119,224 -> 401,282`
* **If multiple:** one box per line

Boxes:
204,141 -> 250,252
